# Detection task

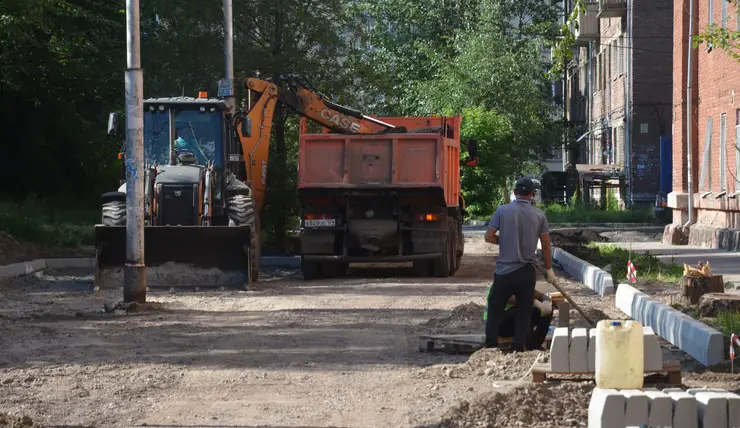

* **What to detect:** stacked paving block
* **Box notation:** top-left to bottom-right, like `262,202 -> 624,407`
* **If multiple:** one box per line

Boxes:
549,327 -> 663,373
588,387 -> 740,428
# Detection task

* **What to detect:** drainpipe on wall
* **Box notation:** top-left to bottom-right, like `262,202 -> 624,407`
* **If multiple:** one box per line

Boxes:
684,0 -> 696,228
625,0 -> 633,209
588,40 -> 593,165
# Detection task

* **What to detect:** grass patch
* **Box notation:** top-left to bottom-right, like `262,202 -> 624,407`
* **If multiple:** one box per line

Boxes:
0,198 -> 97,248
543,203 -> 656,224
710,310 -> 740,336
588,244 -> 684,284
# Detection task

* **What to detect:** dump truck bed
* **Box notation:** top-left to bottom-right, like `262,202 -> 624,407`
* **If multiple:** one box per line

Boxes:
298,116 -> 461,207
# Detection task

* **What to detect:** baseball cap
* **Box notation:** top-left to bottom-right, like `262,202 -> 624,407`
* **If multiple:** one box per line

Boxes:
514,177 -> 536,195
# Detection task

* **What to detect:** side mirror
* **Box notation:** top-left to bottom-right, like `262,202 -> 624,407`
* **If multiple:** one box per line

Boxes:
239,117 -> 252,138
108,113 -> 119,137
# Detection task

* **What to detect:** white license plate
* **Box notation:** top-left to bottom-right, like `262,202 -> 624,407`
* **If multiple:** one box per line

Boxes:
305,219 -> 336,227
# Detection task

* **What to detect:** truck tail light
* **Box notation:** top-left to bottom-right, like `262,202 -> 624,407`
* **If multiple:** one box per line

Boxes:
304,213 -> 334,220
416,213 -> 441,221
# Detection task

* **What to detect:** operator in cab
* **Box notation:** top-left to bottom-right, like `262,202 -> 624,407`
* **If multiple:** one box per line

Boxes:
174,136 -> 209,165
483,177 -> 555,352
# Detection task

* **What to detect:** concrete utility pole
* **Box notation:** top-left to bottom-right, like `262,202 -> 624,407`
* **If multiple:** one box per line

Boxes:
124,0 -> 146,303
223,0 -> 236,114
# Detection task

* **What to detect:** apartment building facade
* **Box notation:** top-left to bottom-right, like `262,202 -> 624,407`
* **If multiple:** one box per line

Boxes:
563,0 -> 674,206
665,0 -> 740,248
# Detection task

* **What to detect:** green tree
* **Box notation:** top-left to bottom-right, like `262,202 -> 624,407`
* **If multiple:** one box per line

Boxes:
407,0 -> 562,215
0,0 -> 125,202
695,0 -> 740,61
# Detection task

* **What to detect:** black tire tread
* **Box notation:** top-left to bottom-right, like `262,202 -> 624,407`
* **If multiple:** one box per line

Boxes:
227,194 -> 260,282
102,201 -> 126,226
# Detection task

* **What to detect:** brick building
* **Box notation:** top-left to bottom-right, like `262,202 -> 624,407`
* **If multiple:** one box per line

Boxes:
666,0 -> 740,248
562,0 -> 673,206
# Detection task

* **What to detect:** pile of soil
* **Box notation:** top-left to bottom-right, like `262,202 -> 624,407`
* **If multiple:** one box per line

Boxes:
425,303 -> 485,332
418,348 -> 547,382
427,382 -> 591,428
0,413 -> 36,427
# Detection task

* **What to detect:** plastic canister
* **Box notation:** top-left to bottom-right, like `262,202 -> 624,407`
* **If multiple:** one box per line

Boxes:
594,319 -> 644,389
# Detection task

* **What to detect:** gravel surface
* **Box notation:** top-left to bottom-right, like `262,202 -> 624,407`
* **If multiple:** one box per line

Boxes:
0,230 -> 729,427
425,382 -> 592,428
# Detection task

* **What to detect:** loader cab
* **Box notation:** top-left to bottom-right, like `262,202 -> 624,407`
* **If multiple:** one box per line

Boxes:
142,96 -> 229,171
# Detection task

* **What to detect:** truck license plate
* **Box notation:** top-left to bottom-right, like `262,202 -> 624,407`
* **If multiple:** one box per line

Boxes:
305,219 -> 336,228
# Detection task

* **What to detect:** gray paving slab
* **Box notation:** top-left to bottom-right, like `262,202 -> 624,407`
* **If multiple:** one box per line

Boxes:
643,326 -> 664,371
569,328 -> 589,373
667,391 -> 699,428
695,391 -> 729,428
621,389 -> 649,427
550,327 -> 570,372
643,389 -> 674,428
588,388 -> 626,428
587,328 -> 597,373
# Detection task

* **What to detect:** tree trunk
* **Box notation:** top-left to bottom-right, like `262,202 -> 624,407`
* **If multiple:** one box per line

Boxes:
680,274 -> 725,304
698,293 -> 740,317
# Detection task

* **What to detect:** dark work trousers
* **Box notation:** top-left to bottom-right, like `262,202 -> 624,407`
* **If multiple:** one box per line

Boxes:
484,264 -> 537,351
499,307 -> 553,350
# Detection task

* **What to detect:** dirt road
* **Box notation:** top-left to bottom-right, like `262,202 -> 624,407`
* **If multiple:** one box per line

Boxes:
0,236 -> 506,427
3,232 -> 734,428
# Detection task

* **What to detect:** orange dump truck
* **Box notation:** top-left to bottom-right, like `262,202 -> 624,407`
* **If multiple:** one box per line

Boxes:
297,115 -> 467,279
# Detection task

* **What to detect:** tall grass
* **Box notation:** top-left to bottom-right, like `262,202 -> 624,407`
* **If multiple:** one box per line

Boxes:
0,198 -> 96,247
542,203 -> 656,224
592,244 -> 684,283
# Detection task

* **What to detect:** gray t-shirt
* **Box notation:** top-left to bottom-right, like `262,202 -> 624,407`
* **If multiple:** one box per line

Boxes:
488,198 -> 550,275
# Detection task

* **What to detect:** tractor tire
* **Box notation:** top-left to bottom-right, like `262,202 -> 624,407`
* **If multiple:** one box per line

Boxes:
102,200 -> 126,226
227,194 -> 260,282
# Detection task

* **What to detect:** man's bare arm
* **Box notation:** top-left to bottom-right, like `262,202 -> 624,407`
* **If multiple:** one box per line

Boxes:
540,233 -> 553,270
484,227 -> 498,244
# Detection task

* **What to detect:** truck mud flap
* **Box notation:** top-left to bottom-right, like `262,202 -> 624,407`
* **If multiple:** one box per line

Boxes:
94,225 -> 252,290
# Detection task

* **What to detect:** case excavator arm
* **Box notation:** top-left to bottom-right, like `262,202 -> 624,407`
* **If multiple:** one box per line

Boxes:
234,75 -> 407,211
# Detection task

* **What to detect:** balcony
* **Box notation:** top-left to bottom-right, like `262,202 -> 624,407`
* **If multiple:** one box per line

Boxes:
572,2 -> 599,46
597,0 -> 626,18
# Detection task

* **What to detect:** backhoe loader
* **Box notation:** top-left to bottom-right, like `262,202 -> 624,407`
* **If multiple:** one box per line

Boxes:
95,74 -> 474,288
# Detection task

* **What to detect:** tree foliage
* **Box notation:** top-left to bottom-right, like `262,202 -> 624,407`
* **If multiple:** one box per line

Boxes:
2,0 -> 564,239
694,0 -> 740,61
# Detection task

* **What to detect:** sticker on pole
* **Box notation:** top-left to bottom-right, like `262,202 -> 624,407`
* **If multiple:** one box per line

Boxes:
218,79 -> 234,97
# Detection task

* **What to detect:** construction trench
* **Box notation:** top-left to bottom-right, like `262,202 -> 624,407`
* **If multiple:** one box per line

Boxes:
1,230 -> 740,427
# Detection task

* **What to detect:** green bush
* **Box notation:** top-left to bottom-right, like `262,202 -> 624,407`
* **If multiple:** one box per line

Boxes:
542,203 -> 655,224
0,198 -> 96,248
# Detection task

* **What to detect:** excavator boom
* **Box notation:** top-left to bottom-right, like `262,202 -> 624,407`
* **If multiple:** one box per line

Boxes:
235,75 -> 406,212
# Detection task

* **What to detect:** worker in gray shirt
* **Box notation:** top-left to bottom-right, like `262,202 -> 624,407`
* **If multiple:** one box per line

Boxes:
483,177 -> 556,351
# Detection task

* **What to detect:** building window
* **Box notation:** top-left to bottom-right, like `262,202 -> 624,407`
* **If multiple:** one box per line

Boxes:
700,116 -> 714,192
722,0 -> 728,28
721,113 -> 727,191
709,0 -> 714,25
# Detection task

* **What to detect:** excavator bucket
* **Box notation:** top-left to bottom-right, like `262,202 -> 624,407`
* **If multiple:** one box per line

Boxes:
94,225 -> 252,290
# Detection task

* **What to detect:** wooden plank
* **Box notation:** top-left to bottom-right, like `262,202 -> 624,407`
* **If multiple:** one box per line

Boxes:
531,361 -> 681,384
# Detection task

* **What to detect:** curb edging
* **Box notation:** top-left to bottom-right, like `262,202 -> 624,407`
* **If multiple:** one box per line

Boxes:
615,283 -> 724,367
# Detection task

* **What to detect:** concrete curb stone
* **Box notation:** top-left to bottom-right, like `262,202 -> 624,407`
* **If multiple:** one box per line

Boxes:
615,283 -> 725,367
537,245 -> 614,296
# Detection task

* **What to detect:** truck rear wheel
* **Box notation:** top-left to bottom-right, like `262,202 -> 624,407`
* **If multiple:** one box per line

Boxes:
322,262 -> 348,278
432,222 -> 453,278
227,194 -> 260,282
301,256 -> 321,280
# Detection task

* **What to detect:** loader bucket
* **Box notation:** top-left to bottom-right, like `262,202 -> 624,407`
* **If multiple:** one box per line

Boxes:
94,225 -> 252,290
